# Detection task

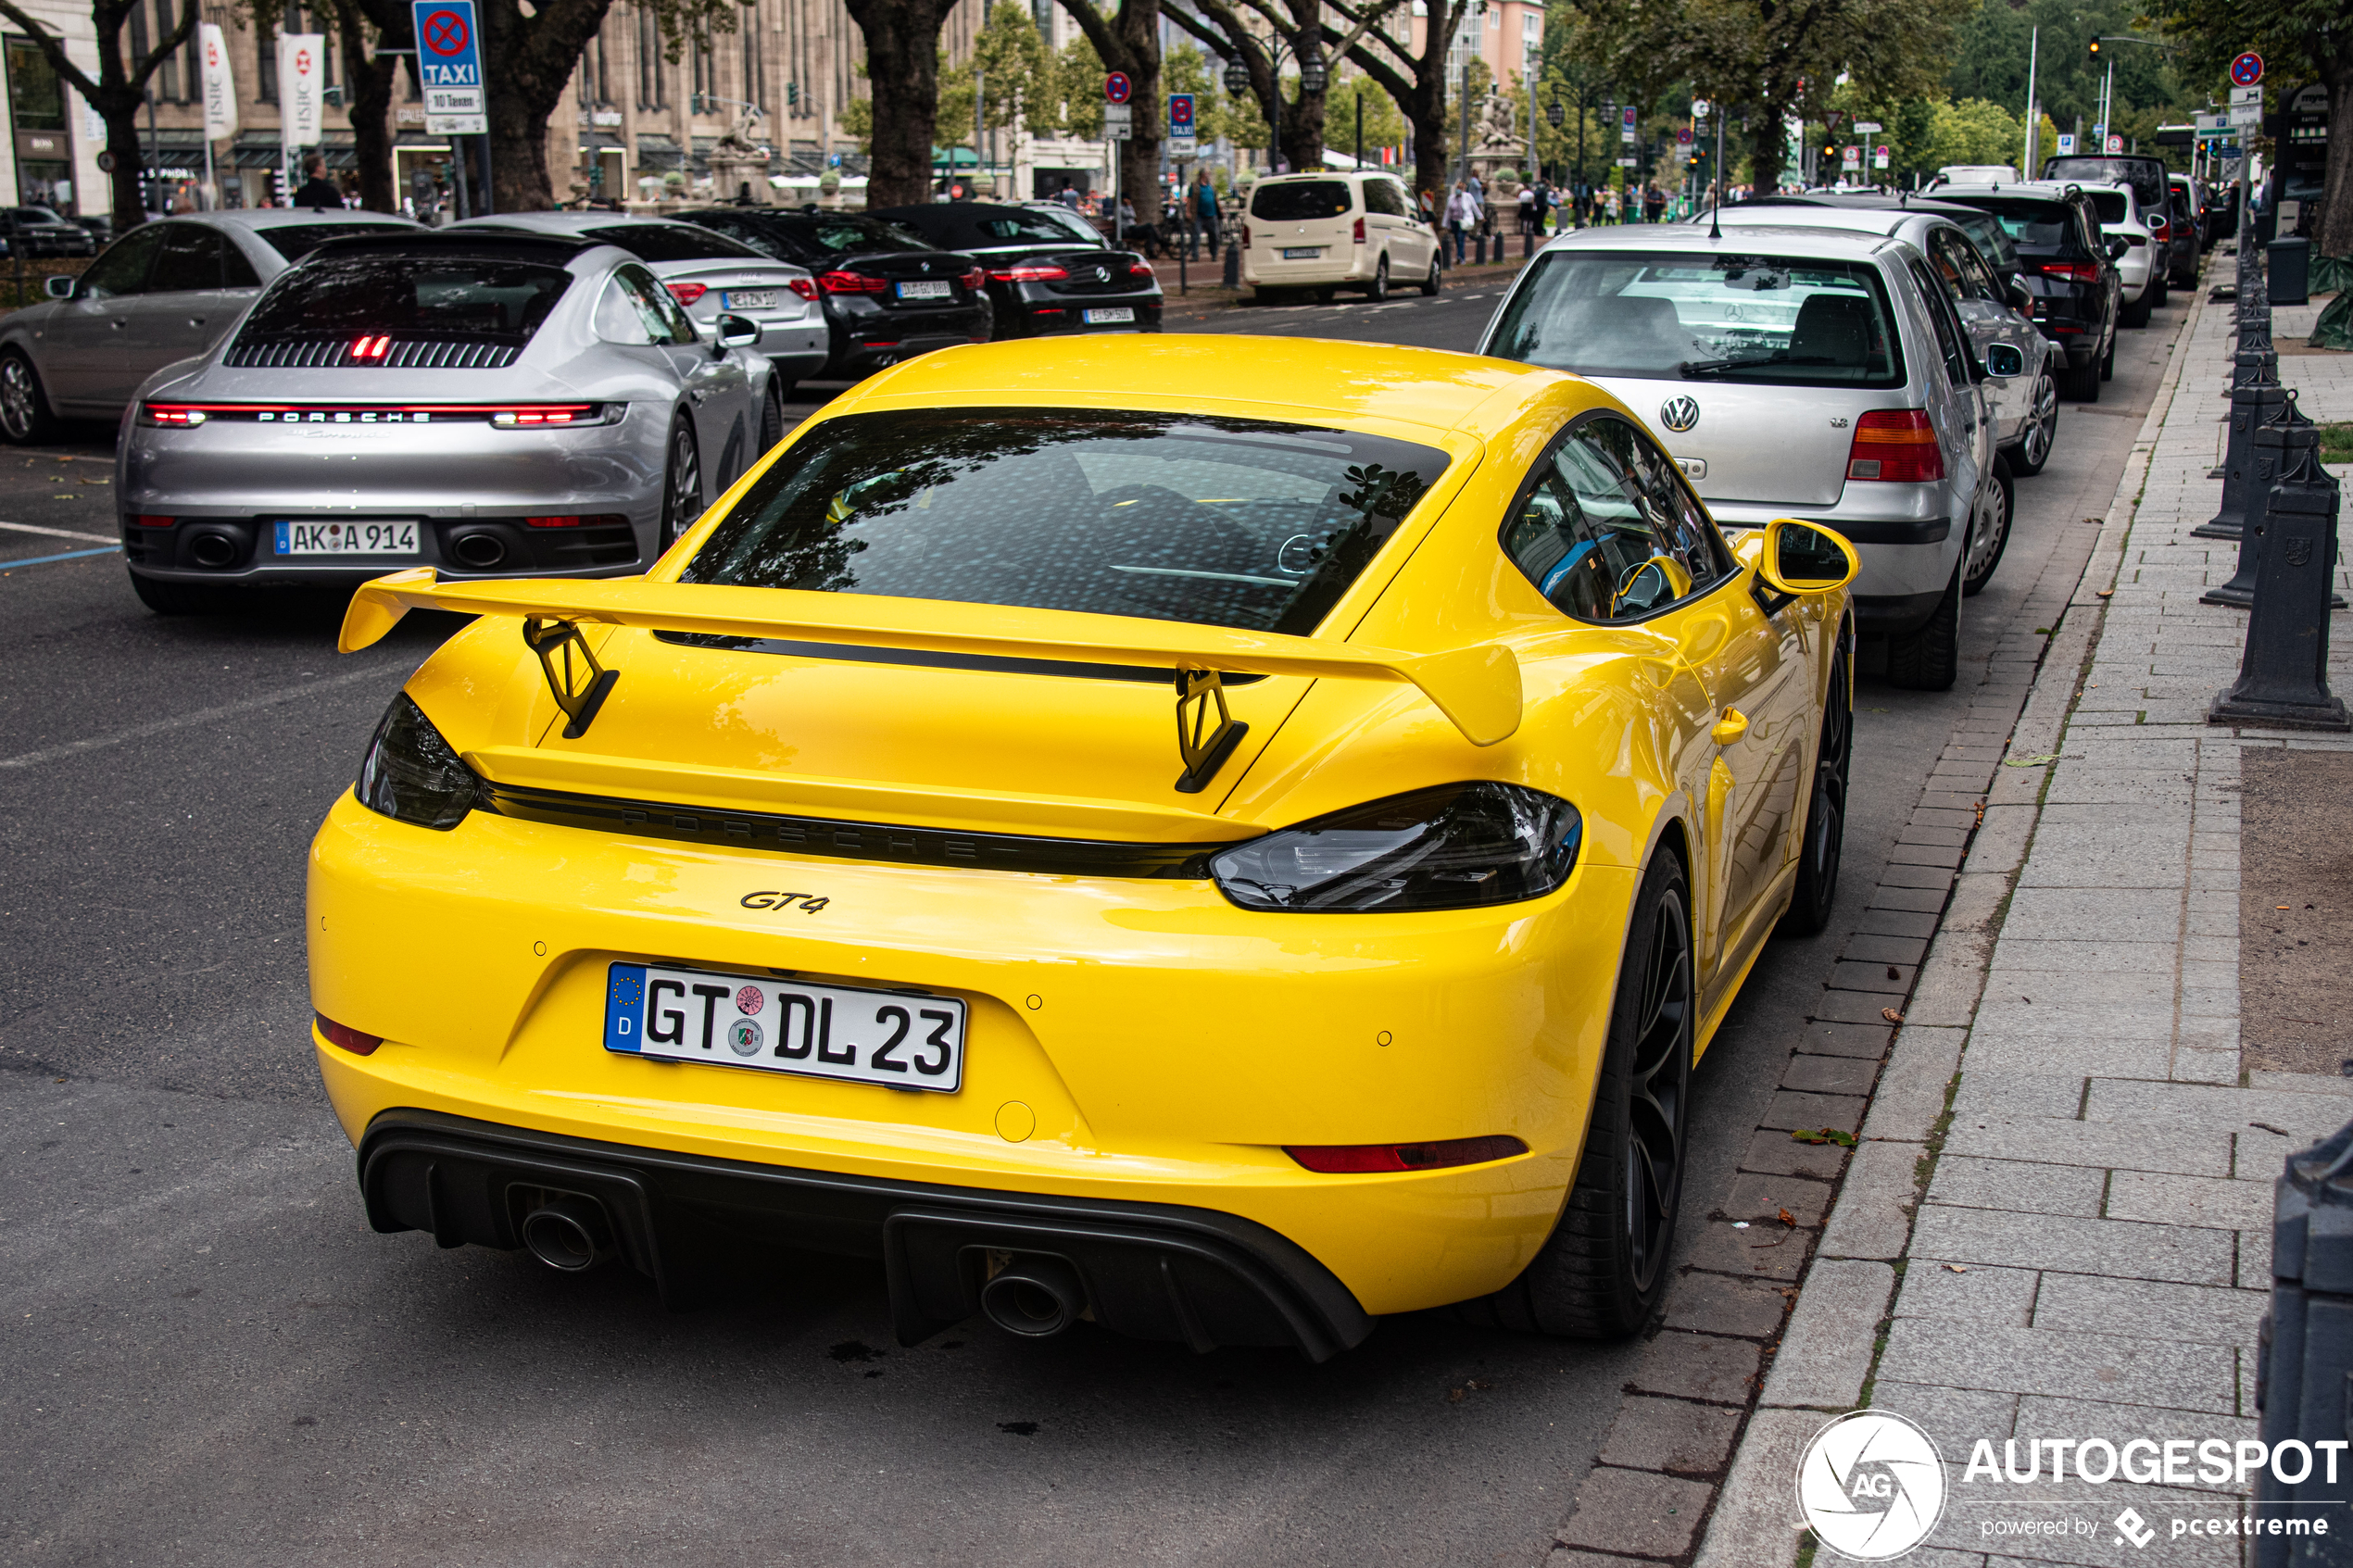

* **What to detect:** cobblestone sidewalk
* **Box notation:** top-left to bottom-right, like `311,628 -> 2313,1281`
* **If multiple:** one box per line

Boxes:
1678,273 -> 2353,1566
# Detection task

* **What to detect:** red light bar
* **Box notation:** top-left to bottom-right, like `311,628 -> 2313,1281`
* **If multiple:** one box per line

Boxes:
1285,1135 -> 1529,1173
786,277 -> 818,301
666,282 -> 709,306
315,1012 -> 383,1056
991,262 -> 1069,282
349,334 -> 391,360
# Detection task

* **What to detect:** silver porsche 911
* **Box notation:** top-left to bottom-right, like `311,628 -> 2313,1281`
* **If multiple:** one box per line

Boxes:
120,229 -> 788,615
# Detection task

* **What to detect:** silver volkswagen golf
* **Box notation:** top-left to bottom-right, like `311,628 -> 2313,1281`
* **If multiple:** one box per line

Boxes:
119,230 -> 788,614
1479,224 -> 2021,690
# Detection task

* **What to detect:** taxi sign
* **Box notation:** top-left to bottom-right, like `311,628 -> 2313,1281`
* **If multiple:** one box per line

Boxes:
412,0 -> 485,133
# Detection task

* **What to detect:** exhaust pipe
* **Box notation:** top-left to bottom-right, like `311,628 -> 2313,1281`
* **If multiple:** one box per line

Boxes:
187,531 -> 238,568
450,531 -> 508,569
978,1253 -> 1087,1337
519,1194 -> 612,1272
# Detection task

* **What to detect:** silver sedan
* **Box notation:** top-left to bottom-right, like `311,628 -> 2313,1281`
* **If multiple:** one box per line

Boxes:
0,207 -> 422,443
119,228 -> 786,615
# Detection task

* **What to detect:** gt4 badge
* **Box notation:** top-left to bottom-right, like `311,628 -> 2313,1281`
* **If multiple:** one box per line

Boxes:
741,891 -> 830,913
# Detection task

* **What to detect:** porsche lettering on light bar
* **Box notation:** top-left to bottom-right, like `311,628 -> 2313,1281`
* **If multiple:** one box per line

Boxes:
138,403 -> 615,428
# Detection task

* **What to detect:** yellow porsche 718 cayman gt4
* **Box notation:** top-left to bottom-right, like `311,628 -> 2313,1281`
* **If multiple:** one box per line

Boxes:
312,334 -> 1856,1359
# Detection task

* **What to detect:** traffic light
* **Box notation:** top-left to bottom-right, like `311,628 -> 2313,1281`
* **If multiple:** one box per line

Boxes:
2087,36 -> 2101,59
786,82 -> 800,107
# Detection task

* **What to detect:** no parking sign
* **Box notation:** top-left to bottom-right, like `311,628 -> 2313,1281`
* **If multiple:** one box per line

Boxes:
412,0 -> 485,133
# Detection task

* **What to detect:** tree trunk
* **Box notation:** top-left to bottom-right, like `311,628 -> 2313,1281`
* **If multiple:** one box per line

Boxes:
1056,0 -> 1158,220
1746,113 -> 1785,198
1278,82 -> 1325,177
846,0 -> 955,207
0,0 -> 196,230
474,0 -> 621,212
2321,69 -> 2353,259
103,106 -> 148,230
333,0 -> 398,211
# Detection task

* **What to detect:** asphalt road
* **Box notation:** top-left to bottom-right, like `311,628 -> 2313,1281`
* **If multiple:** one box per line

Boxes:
0,276 -> 2180,1567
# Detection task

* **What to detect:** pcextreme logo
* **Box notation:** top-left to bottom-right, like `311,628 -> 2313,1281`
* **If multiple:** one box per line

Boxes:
1797,1411 -> 1947,1561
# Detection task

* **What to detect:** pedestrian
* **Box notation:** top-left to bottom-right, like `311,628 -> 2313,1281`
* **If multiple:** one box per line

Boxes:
1194,169 -> 1220,258
1530,180 -> 1551,235
1444,182 -> 1478,265
1643,182 -> 1666,223
291,153 -> 342,210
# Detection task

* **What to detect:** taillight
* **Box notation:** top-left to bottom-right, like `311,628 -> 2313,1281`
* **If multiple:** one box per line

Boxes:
486,405 -> 597,428
817,270 -> 887,294
786,277 -> 818,301
1128,259 -> 1154,278
1241,223 -> 1251,249
316,1013 -> 383,1056
524,513 -> 627,528
139,404 -> 207,426
1352,216 -> 1366,244
132,514 -> 175,527
1286,1135 -> 1529,1173
1845,409 -> 1944,483
665,282 -> 709,306
961,266 -> 987,292
991,262 -> 1069,282
2040,260 -> 2101,283
349,334 -> 391,360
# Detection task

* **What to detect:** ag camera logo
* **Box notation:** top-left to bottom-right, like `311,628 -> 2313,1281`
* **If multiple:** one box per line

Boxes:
1797,1411 -> 1947,1561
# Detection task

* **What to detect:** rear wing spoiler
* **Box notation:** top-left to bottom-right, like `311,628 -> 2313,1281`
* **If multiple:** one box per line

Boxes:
341,570 -> 1520,788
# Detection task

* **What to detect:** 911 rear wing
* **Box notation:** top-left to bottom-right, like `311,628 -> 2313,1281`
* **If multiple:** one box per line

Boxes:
340,570 -> 1521,784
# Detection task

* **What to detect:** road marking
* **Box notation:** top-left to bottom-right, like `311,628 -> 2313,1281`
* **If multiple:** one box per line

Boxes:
0,664 -> 399,770
0,519 -> 117,543
1,545 -> 119,569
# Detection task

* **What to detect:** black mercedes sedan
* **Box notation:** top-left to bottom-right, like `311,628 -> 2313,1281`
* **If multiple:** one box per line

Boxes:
868,202 -> 1162,339
676,207 -> 990,379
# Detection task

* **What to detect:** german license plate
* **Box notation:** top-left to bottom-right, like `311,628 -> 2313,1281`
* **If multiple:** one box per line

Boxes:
724,289 -> 778,309
604,962 -> 966,1093
273,520 -> 418,555
1083,307 -> 1135,324
1282,246 -> 1320,259
897,280 -> 952,300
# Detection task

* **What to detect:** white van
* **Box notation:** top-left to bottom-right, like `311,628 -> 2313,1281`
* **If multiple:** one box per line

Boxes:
1240,171 -> 1441,301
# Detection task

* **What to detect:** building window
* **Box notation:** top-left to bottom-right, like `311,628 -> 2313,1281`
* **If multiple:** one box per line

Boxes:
637,8 -> 666,108
258,16 -> 278,101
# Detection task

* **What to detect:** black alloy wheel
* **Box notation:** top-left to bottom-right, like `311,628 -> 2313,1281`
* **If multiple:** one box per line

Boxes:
659,417 -> 703,551
1452,853 -> 1693,1338
1961,457 -> 2014,597
0,347 -> 58,444
1778,633 -> 1852,937
1421,257 -> 1441,296
2010,364 -> 2057,474
1365,255 -> 1389,301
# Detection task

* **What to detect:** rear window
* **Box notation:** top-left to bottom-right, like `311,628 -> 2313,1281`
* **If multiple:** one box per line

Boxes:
1250,181 -> 1353,221
240,256 -> 573,342
1488,250 -> 1906,389
895,207 -> 1103,249
583,222 -> 762,262
1950,212 -> 2017,270
787,215 -> 933,257
14,207 -> 61,224
680,408 -> 1451,636
1944,197 -> 2075,248
2085,191 -> 2128,223
2042,157 -> 2165,206
259,222 -> 415,261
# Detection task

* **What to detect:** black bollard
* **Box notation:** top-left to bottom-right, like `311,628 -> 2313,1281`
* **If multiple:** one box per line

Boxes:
1222,225 -> 1239,289
2208,413 -> 2350,730
2253,1120 -> 2353,1565
2198,367 -> 2292,549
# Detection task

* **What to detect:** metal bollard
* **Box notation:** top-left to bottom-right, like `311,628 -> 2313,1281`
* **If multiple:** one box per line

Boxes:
2254,1119 -> 2353,1565
1222,230 -> 1239,289
2199,364 -> 2292,548
2208,410 -> 2350,729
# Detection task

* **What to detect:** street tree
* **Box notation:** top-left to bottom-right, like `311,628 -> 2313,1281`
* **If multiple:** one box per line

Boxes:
2144,0 -> 2352,257
1317,0 -> 1480,204
1054,0 -> 1163,219
0,0 -> 198,229
1326,70 -> 1405,162
1166,0 -> 1396,179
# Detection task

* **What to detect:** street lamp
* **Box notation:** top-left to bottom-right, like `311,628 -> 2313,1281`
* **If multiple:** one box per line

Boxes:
1546,101 -> 1565,129
1298,54 -> 1327,96
1223,57 -> 1250,96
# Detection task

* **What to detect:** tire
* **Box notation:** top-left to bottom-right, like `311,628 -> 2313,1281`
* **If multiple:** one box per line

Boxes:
129,572 -> 239,616
2008,362 -> 2057,475
1777,630 -> 1851,938
757,384 -> 786,456
2149,276 -> 2170,310
0,347 -> 59,445
1421,257 -> 1441,296
2062,349 -> 2101,402
2101,332 -> 2116,381
1961,457 -> 2014,597
1885,558 -> 1962,692
1452,853 -> 1692,1338
1365,255 -> 1389,301
1313,286 -> 1337,303
2120,288 -> 2152,328
658,415 -> 703,552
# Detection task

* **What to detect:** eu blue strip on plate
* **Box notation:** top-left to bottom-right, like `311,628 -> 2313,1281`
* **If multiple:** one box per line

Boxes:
606,963 -> 647,1053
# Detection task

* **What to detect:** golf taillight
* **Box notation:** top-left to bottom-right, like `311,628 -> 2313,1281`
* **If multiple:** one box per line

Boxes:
817,270 -> 887,294
316,1013 -> 383,1056
2040,260 -> 2101,282
1285,1135 -> 1529,1173
1846,409 -> 1944,483
993,262 -> 1069,282
1353,217 -> 1366,244
786,277 -> 818,300
665,282 -> 709,306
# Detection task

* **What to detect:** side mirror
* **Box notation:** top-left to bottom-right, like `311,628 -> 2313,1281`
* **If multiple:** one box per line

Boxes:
1983,343 -> 2024,379
2005,280 -> 2032,313
1757,518 -> 1859,596
2107,236 -> 2129,260
714,312 -> 761,349
44,273 -> 75,299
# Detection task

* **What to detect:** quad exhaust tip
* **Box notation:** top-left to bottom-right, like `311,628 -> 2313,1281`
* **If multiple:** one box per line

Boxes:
519,1194 -> 613,1272
978,1253 -> 1087,1338
188,532 -> 238,568
450,532 -> 508,569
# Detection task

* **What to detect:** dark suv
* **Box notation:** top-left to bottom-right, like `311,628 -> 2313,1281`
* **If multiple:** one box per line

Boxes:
1932,183 -> 2122,402
0,206 -> 95,257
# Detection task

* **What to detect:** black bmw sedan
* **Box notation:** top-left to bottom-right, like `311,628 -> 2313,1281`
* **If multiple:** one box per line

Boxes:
869,203 -> 1162,339
676,207 -> 990,379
